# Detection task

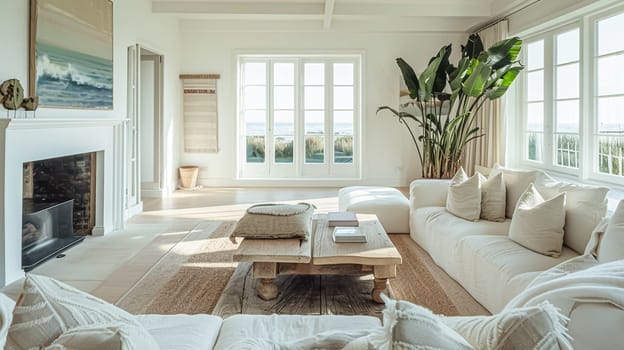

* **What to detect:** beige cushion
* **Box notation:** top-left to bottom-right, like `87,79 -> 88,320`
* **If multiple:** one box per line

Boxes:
442,302 -> 571,350
0,293 -> 15,349
446,167 -> 484,221
508,184 -> 566,257
455,235 -> 578,313
44,323 -> 159,350
339,186 -> 410,233
490,165 -> 545,218
539,182 -> 609,254
6,274 -> 145,350
599,200 -> 624,263
371,295 -> 473,350
230,202 -> 314,240
480,172 -> 506,222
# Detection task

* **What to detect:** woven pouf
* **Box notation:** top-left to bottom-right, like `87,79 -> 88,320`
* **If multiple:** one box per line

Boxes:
338,186 -> 410,233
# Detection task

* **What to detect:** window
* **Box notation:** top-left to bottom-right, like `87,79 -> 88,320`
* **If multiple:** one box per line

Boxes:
517,7 -> 624,186
238,55 -> 360,179
596,13 -> 624,177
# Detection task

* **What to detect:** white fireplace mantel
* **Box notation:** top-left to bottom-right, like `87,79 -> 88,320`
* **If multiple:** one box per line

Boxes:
0,117 -> 127,286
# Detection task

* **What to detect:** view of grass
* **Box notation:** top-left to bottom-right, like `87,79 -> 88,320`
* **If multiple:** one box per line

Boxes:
599,135 -> 624,176
274,137 -> 294,163
246,136 -> 265,163
247,134 -> 354,164
334,135 -> 353,163
305,136 -> 324,163
528,133 -> 623,176
556,134 -> 579,168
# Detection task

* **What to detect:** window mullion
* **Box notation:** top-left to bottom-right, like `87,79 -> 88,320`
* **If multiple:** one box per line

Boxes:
544,36 -> 555,167
581,15 -> 592,180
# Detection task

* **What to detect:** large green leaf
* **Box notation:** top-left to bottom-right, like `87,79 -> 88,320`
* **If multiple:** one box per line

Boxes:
396,58 -> 420,100
487,37 -> 523,70
462,61 -> 491,97
419,54 -> 443,101
461,34 -> 484,59
429,44 -> 452,94
484,66 -> 523,100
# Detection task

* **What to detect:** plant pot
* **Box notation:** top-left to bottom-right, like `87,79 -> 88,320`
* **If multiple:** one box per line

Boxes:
179,166 -> 199,189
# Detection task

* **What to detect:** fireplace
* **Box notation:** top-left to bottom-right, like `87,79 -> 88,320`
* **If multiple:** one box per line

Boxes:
21,152 -> 96,270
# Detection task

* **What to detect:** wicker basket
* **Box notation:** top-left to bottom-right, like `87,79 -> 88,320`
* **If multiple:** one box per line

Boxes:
179,166 -> 199,189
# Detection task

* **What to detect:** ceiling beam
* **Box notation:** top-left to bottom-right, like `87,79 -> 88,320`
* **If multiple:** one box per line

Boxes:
152,1 -> 324,15
333,2 -> 492,17
323,0 -> 336,30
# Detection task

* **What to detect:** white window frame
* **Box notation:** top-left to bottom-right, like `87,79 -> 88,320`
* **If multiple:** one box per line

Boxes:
236,53 -> 362,180
520,22 -> 582,176
513,4 -> 624,189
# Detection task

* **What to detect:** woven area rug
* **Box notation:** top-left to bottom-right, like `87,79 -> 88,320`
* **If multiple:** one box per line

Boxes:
115,221 -> 488,317
116,220 -> 238,314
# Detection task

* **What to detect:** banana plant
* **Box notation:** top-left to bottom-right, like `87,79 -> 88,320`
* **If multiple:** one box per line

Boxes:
378,34 -> 524,178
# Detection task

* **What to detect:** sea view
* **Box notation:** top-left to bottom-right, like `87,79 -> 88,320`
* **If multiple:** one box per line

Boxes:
36,43 -> 113,109
246,122 -> 353,135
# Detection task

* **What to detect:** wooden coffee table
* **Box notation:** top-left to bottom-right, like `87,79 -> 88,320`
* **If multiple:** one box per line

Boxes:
233,213 -> 402,303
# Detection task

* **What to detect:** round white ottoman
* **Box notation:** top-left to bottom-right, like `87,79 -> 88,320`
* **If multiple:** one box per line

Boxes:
338,186 -> 410,234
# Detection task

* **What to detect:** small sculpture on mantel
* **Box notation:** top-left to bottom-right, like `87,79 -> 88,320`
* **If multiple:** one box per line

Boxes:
0,78 -> 39,118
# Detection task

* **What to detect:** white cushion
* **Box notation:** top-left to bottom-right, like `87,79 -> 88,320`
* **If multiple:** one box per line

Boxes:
599,200 -> 624,263
338,186 -> 410,233
371,295 -> 473,350
442,302 -> 571,350
455,235 -> 579,312
44,323 -> 159,350
213,314 -> 380,350
490,165 -> 547,218
480,172 -> 506,222
508,184 -> 566,257
446,168 -> 484,221
7,274 -> 145,350
0,293 -> 15,349
539,181 -> 609,254
137,314 -> 222,350
410,207 -> 509,276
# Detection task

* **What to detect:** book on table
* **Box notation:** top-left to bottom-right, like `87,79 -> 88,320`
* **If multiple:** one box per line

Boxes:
333,226 -> 367,243
327,212 -> 359,227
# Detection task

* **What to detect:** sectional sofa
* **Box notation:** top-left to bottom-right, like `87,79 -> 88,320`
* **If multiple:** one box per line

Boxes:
408,174 -> 624,349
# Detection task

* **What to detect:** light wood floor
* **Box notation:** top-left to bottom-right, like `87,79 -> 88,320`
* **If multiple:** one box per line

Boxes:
3,187 -> 354,298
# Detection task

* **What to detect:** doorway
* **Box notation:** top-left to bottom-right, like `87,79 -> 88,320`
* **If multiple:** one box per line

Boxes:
126,45 -> 164,219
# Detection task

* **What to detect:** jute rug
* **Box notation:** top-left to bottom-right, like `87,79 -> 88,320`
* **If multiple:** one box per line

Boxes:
115,221 -> 488,317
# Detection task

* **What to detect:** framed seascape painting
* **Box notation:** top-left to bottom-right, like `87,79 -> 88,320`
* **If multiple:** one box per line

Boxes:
29,0 -> 113,110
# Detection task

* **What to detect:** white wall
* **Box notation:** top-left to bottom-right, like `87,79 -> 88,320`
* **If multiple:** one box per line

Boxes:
0,0 -> 182,195
0,0 -> 181,285
179,30 -> 465,187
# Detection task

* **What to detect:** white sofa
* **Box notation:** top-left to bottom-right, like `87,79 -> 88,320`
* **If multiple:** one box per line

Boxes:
409,178 -> 624,350
0,291 -> 380,349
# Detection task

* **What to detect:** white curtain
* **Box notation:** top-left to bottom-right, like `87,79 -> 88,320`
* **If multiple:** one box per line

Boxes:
464,20 -> 508,175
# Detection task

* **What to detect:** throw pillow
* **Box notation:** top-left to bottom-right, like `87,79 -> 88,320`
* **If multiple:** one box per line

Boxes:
442,301 -> 572,350
598,200 -> 624,263
230,202 -> 314,241
538,182 -> 609,254
490,164 -> 548,218
369,294 -> 474,350
446,167 -> 484,222
45,323 -> 159,350
508,184 -> 566,257
6,274 -> 147,350
480,172 -> 506,222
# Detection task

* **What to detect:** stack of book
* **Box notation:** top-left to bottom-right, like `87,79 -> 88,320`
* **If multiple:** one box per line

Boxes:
333,226 -> 367,243
327,212 -> 359,227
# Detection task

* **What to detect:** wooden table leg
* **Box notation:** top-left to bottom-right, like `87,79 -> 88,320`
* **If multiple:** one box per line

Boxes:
253,262 -> 278,300
257,278 -> 278,300
372,278 -> 388,303
372,265 -> 396,304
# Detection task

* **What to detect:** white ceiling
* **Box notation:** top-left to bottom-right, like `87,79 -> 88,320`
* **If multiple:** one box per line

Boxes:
151,0 -> 537,33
